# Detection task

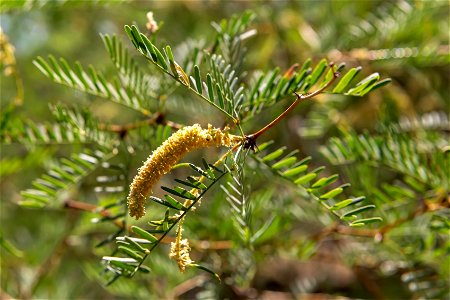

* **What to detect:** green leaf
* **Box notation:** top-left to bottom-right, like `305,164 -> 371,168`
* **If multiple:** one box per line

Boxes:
271,156 -> 297,170
261,68 -> 280,98
150,196 -> 177,209
189,163 -> 213,179
47,55 -> 63,80
332,67 -> 362,93
131,226 -> 158,243
32,180 -> 57,196
255,141 -> 273,153
135,265 -> 151,273
311,174 -> 339,189
118,246 -> 143,261
215,83 -> 225,109
152,44 -> 168,71
165,45 -> 178,77
33,56 -> 53,79
282,164 -> 308,177
161,186 -> 197,200
247,75 -> 264,107
350,217 -> 383,226
273,77 -> 288,99
346,73 -> 380,95
341,205 -> 376,220
320,187 -> 344,200
330,196 -> 365,210
304,58 -> 328,91
193,65 -> 203,94
139,33 -> 157,61
109,260 -> 136,273
165,45 -> 175,63
0,235 -> 23,258
262,147 -> 286,162
299,58 -> 312,74
294,173 -> 317,185
18,197 -> 47,208
250,216 -> 281,245
206,74 -> 215,102
130,25 -> 146,48
163,195 -> 186,210
124,236 -> 149,254
311,166 -> 326,174
360,78 -> 392,95
176,178 -> 207,190
124,25 -> 138,49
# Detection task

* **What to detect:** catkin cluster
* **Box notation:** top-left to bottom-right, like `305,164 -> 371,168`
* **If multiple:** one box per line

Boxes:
127,124 -> 241,219
169,223 -> 192,272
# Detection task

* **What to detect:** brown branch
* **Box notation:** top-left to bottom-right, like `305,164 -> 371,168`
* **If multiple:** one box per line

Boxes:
163,119 -> 183,130
244,63 -> 340,150
64,199 -> 125,229
98,112 -> 183,137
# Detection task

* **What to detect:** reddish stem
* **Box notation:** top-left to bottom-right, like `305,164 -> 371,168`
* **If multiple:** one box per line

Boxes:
244,64 -> 340,149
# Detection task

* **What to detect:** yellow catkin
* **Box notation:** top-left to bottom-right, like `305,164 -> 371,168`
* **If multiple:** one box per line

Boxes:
169,222 -> 192,272
127,124 -> 241,219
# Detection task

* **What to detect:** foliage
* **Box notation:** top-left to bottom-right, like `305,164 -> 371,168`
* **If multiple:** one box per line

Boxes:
1,1 -> 448,299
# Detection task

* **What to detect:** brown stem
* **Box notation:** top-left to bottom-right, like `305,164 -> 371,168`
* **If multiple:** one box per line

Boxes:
98,112 -> 183,137
244,63 -> 339,150
163,119 -> 183,130
64,199 -> 125,229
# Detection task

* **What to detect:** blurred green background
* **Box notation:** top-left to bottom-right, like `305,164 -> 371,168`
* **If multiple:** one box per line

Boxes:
1,0 -> 449,299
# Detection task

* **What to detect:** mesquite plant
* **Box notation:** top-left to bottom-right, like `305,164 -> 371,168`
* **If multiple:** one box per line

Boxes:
24,10 -> 390,278
2,4 -> 448,299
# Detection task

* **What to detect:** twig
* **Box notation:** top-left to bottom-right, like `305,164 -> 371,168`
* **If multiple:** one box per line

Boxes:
244,63 -> 340,150
98,112 -> 183,137
64,199 -> 124,229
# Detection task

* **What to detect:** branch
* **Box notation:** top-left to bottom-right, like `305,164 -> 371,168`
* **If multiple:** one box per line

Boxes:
244,63 -> 340,150
64,199 -> 125,229
98,112 -> 183,138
